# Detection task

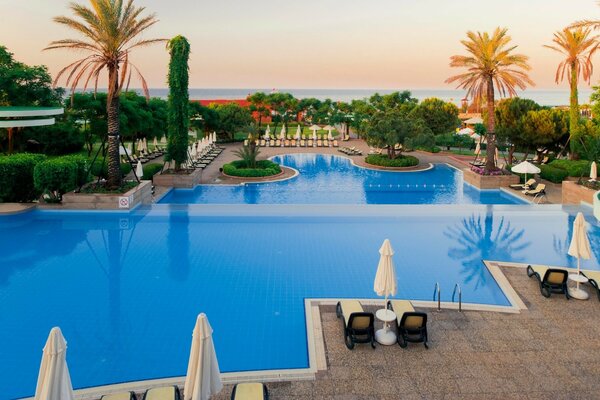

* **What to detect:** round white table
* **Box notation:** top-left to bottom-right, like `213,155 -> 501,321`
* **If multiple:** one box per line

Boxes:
375,308 -> 397,345
568,273 -> 589,300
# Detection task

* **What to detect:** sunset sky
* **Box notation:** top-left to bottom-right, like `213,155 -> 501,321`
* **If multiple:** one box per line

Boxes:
0,0 -> 597,90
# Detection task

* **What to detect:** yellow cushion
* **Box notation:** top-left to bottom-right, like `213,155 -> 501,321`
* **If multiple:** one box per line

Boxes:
101,393 -> 132,400
547,271 -> 565,285
145,386 -> 176,400
583,269 -> 600,283
529,265 -> 549,278
389,300 -> 414,323
339,300 -> 364,326
234,383 -> 264,400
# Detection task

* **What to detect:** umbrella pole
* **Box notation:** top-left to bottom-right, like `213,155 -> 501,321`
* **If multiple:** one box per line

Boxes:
577,257 -> 581,291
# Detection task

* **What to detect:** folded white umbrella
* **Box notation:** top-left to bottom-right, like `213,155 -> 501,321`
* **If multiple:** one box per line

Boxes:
34,327 -> 74,400
184,314 -> 223,400
280,125 -> 286,140
511,161 -> 541,182
265,125 -> 271,137
136,161 -> 143,178
160,135 -> 167,144
191,145 -> 197,159
143,138 -> 148,152
474,142 -> 480,156
591,161 -> 597,181
153,137 -> 159,150
212,132 -> 217,143
296,125 -> 301,140
374,239 -> 397,305
568,212 -> 591,275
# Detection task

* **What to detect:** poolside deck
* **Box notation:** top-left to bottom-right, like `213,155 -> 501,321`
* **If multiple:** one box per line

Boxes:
205,266 -> 600,399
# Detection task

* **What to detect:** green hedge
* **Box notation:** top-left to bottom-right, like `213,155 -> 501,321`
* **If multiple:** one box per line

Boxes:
34,156 -> 87,199
365,154 -> 419,168
223,160 -> 281,177
0,153 -> 47,202
416,146 -> 441,153
540,164 -> 569,183
142,163 -> 163,180
548,159 -> 591,177
90,161 -> 132,179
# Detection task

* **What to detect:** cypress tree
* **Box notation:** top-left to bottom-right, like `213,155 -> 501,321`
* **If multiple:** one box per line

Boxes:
166,36 -> 190,170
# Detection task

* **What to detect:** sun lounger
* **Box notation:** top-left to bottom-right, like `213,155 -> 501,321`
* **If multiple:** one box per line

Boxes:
275,140 -> 281,147
259,140 -> 265,147
300,139 -> 306,147
142,386 -> 181,400
333,140 -> 339,147
102,392 -> 137,400
307,139 -> 313,147
323,139 -> 329,147
231,383 -> 268,400
336,300 -> 375,349
509,179 -> 536,190
523,184 -> 545,197
526,265 -> 570,299
388,300 -> 428,348
291,139 -> 297,147
581,270 -> 600,301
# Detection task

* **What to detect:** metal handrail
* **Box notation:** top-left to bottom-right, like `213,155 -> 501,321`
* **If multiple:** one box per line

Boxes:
432,282 -> 441,311
452,283 -> 462,312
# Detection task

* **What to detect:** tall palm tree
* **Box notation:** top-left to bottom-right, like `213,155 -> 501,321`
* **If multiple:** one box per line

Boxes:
544,27 -> 598,158
45,0 -> 165,188
446,28 -> 533,172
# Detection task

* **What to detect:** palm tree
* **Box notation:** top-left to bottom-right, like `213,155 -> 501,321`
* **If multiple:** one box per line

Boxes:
45,0 -> 165,188
446,27 -> 533,172
544,27 -> 598,158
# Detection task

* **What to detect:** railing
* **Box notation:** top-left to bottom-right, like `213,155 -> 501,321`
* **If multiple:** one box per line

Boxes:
432,282 -> 441,311
452,283 -> 462,312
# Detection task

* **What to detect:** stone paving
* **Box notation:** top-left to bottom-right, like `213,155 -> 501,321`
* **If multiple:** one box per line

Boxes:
205,266 -> 600,400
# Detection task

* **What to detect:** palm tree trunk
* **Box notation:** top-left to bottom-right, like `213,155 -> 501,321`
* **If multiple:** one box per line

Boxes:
485,77 -> 496,172
569,63 -> 579,160
106,67 -> 122,188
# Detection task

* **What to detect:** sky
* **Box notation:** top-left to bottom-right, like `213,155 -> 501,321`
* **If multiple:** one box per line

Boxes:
0,0 -> 598,90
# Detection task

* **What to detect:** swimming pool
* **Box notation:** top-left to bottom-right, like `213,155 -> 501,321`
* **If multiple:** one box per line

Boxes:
160,153 -> 525,205
2,204 -> 599,398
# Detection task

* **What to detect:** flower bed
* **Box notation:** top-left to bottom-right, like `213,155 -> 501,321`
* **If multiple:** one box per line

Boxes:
365,154 -> 419,168
222,160 -> 281,177
470,165 -> 511,176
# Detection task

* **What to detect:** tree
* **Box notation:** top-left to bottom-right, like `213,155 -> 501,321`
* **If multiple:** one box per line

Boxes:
211,103 -> 253,140
409,97 -> 459,135
266,92 -> 297,133
46,0 -> 164,188
189,101 -> 219,135
544,27 -> 598,158
165,36 -> 190,170
365,109 -> 424,159
446,27 -> 533,172
494,97 -> 541,162
247,92 -> 270,130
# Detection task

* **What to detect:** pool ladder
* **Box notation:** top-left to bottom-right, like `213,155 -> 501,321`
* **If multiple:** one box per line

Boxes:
432,282 -> 463,312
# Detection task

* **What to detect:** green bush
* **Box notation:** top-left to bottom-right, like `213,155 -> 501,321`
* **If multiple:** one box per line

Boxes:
62,155 -> 89,187
365,154 -> 419,168
415,146 -> 441,153
223,159 -> 281,177
540,164 -> 569,183
0,153 -> 47,202
142,163 -> 163,180
548,159 -> 591,177
90,160 -> 132,179
34,157 -> 81,200
25,121 -> 85,155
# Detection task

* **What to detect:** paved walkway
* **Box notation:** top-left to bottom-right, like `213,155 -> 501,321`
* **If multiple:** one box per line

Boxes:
209,266 -> 600,400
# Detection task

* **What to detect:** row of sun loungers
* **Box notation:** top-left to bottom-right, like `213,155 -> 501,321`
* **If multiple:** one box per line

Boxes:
527,264 -> 600,301
251,139 -> 339,148
123,147 -> 165,165
336,299 -> 428,349
183,145 -> 224,170
100,382 -> 269,400
338,146 -> 362,156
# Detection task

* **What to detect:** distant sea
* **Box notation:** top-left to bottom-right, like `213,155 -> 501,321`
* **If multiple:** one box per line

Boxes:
138,88 -> 594,107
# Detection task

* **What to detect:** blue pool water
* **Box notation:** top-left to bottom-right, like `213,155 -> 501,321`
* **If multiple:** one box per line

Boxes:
160,154 -> 525,205
2,204 -> 600,399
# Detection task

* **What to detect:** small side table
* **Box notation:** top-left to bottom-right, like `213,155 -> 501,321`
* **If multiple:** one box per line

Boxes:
375,308 -> 397,345
568,273 -> 589,300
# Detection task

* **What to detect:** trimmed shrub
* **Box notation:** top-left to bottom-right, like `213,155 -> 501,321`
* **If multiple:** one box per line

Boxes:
540,164 -> 569,183
365,154 -> 419,168
222,159 -> 281,177
548,159 -> 591,177
142,163 -> 163,180
62,155 -> 89,187
0,153 -> 47,202
34,157 -> 81,200
416,146 -> 441,153
25,121 -> 85,155
90,160 -> 132,179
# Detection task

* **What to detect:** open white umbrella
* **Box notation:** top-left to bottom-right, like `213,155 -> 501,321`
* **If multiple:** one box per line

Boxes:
591,161 -> 597,181
160,135 -> 167,144
373,239 -> 398,345
136,161 -> 143,178
184,313 -> 223,400
34,327 -> 74,400
568,212 -> 592,299
511,161 -> 541,183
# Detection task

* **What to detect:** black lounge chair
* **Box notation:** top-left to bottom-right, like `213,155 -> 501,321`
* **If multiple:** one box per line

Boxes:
231,383 -> 269,400
336,300 -> 375,349
388,300 -> 428,348
581,270 -> 600,301
526,265 -> 570,299
142,386 -> 181,400
101,392 -> 137,400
